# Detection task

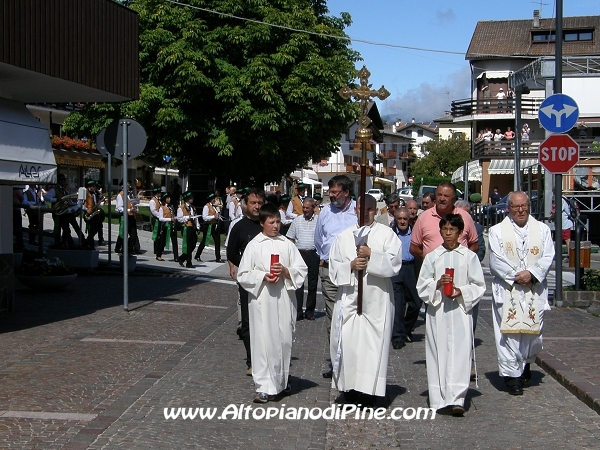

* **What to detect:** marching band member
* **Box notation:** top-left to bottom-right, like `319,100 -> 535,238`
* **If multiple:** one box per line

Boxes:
114,184 -> 140,254
149,187 -> 163,255
44,174 -> 83,247
83,180 -> 101,250
195,193 -> 224,263
177,191 -> 199,268
155,192 -> 177,261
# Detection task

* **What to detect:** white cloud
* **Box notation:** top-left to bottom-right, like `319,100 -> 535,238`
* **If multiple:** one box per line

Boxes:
381,67 -> 471,123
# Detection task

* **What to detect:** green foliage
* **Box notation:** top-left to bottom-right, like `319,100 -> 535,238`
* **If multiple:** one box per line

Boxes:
63,0 -> 361,185
582,269 -> 600,291
470,193 -> 482,203
409,137 -> 471,178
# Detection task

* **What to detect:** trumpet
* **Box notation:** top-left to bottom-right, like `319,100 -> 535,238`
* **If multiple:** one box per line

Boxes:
53,194 -> 79,215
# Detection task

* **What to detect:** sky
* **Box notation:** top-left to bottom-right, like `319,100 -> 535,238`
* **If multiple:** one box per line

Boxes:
326,0 -> 600,124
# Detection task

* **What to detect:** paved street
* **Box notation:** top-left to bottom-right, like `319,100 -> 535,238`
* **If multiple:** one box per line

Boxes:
3,220 -> 600,449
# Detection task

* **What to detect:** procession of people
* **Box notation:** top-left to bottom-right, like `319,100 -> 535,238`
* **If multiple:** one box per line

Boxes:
14,178 -> 557,417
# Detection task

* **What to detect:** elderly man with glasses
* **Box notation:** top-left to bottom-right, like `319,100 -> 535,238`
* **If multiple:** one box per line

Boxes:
488,191 -> 554,396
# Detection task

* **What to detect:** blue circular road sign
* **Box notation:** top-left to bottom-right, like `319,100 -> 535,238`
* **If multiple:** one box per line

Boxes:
538,93 -> 579,134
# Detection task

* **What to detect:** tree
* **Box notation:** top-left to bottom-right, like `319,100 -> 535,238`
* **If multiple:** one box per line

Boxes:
409,136 -> 471,178
63,0 -> 360,185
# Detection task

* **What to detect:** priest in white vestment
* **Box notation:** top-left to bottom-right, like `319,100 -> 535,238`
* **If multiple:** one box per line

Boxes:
417,213 -> 485,415
237,203 -> 307,403
488,191 -> 554,395
329,195 -> 402,401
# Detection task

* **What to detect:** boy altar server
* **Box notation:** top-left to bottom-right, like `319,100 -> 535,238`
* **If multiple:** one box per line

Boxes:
237,203 -> 307,403
417,214 -> 485,416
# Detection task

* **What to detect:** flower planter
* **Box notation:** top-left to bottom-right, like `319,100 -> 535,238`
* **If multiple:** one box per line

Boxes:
16,274 -> 77,291
46,249 -> 99,269
562,290 -> 600,314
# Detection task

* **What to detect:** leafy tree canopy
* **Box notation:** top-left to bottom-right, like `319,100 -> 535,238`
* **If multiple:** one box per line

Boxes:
409,136 -> 471,178
63,0 -> 361,185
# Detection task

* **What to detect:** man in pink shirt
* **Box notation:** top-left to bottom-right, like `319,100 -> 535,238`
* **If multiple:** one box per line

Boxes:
410,182 -> 479,259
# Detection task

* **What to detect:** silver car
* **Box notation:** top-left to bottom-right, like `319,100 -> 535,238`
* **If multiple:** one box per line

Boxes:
366,188 -> 385,202
395,187 -> 414,203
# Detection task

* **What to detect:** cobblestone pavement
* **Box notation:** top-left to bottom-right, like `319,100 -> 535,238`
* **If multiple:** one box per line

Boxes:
3,220 -> 600,448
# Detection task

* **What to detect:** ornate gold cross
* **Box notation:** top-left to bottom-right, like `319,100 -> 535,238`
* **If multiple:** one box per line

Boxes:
338,66 -> 390,315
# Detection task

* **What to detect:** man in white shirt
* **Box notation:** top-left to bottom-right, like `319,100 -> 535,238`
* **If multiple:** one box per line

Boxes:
287,197 -> 319,321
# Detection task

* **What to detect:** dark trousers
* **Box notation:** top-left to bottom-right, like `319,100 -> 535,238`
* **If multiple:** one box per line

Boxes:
195,222 -> 220,260
238,283 -> 251,368
13,208 -> 24,249
84,216 -> 101,248
114,216 -> 140,253
56,212 -> 83,246
295,250 -> 319,314
156,223 -> 179,259
25,209 -> 40,244
392,262 -> 423,342
179,227 -> 198,264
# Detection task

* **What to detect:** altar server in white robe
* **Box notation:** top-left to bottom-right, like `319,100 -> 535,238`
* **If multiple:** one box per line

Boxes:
237,203 -> 307,404
417,213 -> 485,416
488,191 -> 554,396
329,195 -> 402,403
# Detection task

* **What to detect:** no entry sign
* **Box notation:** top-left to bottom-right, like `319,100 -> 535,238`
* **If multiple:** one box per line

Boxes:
538,134 -> 579,173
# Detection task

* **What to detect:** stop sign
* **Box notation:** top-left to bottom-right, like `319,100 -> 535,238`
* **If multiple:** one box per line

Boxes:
538,134 -> 579,173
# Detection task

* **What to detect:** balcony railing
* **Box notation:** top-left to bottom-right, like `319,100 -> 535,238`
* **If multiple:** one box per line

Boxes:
383,166 -> 396,176
473,138 -> 600,159
382,150 -> 397,159
451,98 -> 543,118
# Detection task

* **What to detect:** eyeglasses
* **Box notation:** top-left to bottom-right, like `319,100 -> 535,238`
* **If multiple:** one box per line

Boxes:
509,204 -> 529,211
328,189 -> 343,195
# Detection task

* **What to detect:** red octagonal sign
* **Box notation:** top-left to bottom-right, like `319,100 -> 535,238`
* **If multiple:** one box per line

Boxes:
538,134 -> 579,173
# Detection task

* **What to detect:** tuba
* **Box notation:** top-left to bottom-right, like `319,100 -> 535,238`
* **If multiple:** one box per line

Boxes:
53,194 -> 79,215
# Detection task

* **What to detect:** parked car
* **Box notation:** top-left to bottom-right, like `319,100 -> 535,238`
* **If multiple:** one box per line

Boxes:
417,185 -> 438,205
366,188 -> 385,201
394,187 -> 414,203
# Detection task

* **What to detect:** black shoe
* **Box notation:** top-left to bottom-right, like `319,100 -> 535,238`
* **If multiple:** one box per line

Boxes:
521,363 -> 531,385
186,263 -> 194,268
215,259 -> 225,263
392,340 -> 406,350
296,313 -> 304,321
195,256 -> 202,262
506,377 -> 524,395
322,369 -> 333,379
451,405 -> 465,416
98,240 -> 105,246
178,259 -> 185,267
305,312 -> 315,320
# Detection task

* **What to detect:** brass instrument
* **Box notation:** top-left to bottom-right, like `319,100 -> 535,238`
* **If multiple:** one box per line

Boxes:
84,205 -> 106,222
84,196 -> 107,222
53,194 -> 79,215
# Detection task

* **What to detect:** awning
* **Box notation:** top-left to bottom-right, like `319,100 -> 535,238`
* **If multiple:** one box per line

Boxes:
0,97 -> 56,185
477,70 -> 511,79
488,159 -> 540,175
451,161 -> 482,183
301,177 -> 322,187
374,177 -> 394,185
290,169 -> 319,181
154,167 -> 180,177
